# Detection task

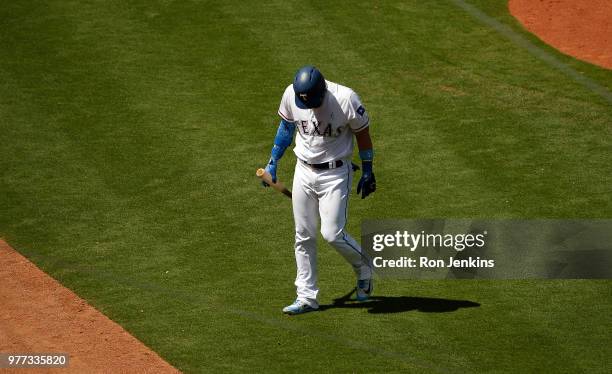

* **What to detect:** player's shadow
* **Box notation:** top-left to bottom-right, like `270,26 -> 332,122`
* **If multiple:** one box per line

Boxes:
318,289 -> 480,314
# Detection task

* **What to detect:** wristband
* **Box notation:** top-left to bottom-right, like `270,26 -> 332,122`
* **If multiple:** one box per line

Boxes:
359,149 -> 374,162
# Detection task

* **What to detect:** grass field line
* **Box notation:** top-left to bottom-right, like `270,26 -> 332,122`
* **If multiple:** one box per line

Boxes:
450,0 -> 612,105
20,248 -> 462,374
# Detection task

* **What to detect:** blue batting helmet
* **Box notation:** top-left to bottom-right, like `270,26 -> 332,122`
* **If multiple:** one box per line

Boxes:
293,66 -> 326,109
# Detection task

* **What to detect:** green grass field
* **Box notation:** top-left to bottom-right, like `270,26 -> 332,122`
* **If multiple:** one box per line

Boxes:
1,0 -> 611,372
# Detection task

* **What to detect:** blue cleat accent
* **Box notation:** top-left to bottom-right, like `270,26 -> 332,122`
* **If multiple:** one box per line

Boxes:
356,279 -> 373,301
282,299 -> 318,315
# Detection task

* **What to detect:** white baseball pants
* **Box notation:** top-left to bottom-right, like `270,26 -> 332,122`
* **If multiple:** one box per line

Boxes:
291,160 -> 372,308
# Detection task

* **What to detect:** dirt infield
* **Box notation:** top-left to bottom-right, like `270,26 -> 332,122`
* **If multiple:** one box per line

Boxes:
509,0 -> 612,69
0,240 -> 180,373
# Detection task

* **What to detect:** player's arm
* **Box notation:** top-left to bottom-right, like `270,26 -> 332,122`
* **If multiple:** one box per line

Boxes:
355,127 -> 376,199
263,119 -> 296,187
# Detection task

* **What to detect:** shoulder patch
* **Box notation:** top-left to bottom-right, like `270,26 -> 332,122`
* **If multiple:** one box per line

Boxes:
356,105 -> 366,116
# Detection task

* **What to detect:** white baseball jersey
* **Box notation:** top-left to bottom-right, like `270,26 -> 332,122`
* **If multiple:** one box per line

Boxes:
278,80 -> 369,164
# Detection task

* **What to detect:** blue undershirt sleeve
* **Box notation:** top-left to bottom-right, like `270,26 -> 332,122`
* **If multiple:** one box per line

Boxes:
270,119 -> 295,161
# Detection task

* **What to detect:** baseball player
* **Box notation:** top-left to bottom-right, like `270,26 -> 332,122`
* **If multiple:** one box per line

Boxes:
263,66 -> 376,315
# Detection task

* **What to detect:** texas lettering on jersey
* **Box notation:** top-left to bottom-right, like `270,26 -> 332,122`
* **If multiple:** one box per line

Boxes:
296,120 -> 343,137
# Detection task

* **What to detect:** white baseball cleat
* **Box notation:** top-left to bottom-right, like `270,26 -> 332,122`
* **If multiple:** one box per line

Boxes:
282,299 -> 318,315
356,279 -> 373,301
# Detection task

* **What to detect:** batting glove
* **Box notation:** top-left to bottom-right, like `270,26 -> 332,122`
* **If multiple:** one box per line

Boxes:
357,161 -> 376,199
262,157 -> 277,187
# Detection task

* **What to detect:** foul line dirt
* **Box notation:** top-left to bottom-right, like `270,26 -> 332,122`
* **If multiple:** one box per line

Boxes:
0,240 -> 180,373
509,0 -> 612,70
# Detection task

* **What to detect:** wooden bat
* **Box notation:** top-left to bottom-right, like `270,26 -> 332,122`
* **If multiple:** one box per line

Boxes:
256,168 -> 292,198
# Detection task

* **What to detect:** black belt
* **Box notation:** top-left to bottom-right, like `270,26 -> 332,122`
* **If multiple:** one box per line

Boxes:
300,159 -> 344,170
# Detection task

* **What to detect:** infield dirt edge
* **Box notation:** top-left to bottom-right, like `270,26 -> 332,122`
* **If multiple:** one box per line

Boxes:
0,239 -> 180,374
509,0 -> 612,70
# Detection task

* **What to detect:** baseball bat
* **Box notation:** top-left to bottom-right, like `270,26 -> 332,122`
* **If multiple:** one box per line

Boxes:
256,168 -> 292,198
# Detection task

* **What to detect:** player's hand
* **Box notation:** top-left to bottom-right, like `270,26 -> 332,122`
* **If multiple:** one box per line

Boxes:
262,158 -> 277,187
357,170 -> 376,199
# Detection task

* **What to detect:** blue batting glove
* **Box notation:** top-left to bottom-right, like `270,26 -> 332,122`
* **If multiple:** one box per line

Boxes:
356,161 -> 376,199
262,158 -> 277,187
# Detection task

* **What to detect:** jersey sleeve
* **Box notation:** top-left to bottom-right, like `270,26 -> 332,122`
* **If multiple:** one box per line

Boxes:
347,91 -> 370,132
278,85 -> 294,122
